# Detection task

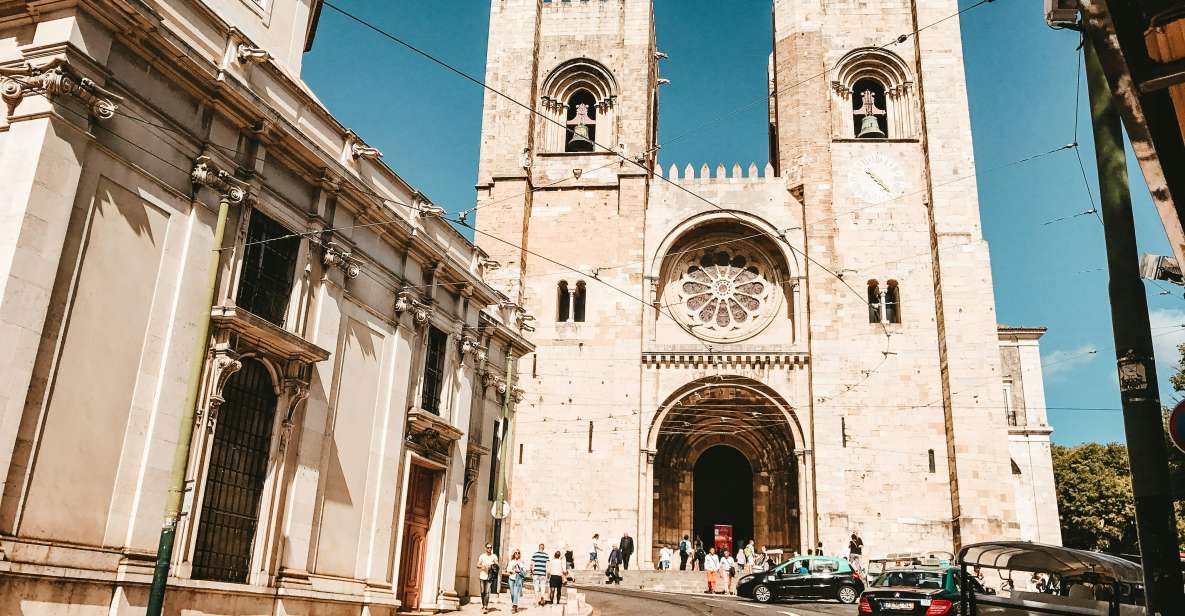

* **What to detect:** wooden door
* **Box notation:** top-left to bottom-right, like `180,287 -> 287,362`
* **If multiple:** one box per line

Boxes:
397,464 -> 437,610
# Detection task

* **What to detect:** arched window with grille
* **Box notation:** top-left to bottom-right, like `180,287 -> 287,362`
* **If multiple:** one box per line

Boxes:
557,280 -> 571,322
867,280 -> 881,323
192,358 -> 278,583
573,281 -> 587,322
885,280 -> 901,324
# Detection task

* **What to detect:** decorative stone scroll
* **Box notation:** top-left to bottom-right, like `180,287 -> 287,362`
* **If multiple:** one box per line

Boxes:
405,408 -> 464,465
197,351 -> 243,430
463,444 -> 490,504
277,377 -> 311,453
1,58 -> 122,119
394,288 -> 433,328
191,156 -> 249,204
345,130 -> 382,160
236,44 -> 272,64
481,371 -> 508,395
458,326 -> 479,358
321,240 -> 360,279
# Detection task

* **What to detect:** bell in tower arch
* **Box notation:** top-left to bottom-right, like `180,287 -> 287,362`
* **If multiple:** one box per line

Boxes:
854,87 -> 887,138
565,100 -> 597,152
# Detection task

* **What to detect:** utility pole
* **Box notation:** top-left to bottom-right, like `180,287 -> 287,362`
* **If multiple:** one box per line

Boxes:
1083,35 -> 1185,615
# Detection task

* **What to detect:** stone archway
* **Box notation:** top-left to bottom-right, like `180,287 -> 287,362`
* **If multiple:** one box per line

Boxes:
648,376 -> 805,562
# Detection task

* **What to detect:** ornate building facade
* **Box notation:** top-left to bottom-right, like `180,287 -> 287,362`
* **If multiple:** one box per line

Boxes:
474,0 -> 1061,564
0,0 -> 530,613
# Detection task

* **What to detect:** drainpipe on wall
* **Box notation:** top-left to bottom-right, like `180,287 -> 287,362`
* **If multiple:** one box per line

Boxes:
490,353 -> 516,555
146,160 -> 246,616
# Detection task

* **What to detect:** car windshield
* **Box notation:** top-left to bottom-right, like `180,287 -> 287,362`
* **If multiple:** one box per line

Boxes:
874,570 -> 945,589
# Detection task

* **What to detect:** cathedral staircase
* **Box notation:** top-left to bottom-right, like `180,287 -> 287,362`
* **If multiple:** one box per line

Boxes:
570,568 -> 720,594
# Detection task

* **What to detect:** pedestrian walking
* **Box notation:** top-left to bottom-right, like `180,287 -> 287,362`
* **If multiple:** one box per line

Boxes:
847,532 -> 864,574
735,544 -> 746,574
659,544 -> 672,570
476,543 -> 499,614
548,550 -> 567,605
678,534 -> 691,570
752,545 -> 768,572
704,547 -> 720,594
588,533 -> 601,570
720,550 -> 737,595
531,543 -> 550,607
605,544 -> 623,584
619,532 -> 634,570
743,540 -> 756,573
507,548 -> 526,614
694,540 -> 706,571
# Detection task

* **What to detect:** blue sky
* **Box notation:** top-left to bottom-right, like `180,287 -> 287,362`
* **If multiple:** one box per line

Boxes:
304,0 -> 1185,445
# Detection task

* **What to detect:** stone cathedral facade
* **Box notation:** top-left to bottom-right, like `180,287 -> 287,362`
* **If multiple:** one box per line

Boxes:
475,0 -> 1062,564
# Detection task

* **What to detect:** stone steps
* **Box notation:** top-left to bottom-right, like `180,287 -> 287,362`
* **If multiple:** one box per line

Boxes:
570,569 -> 721,594
460,586 -> 591,615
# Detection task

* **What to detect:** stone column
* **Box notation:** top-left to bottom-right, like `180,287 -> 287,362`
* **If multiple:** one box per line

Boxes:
0,60 -> 117,508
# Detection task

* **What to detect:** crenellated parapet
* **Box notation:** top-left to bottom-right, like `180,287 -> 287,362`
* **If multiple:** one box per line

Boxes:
659,161 -> 779,184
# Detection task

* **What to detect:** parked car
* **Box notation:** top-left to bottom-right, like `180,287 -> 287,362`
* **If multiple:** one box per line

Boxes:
737,555 -> 864,604
858,566 -> 989,615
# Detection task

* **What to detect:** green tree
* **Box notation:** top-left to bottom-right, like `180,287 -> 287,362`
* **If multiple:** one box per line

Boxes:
1051,443 -> 1140,552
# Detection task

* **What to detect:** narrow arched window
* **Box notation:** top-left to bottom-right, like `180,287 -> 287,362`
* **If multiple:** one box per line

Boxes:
565,90 -> 597,153
885,280 -> 901,323
867,280 -> 881,323
573,281 -> 587,322
852,78 -> 888,138
193,358 -> 278,583
557,280 -> 571,322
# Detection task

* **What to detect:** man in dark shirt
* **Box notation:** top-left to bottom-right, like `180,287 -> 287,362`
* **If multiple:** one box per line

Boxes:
848,532 -> 864,573
619,532 -> 635,570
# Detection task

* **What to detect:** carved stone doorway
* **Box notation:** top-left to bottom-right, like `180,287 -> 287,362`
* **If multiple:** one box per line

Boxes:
649,376 -> 806,562
397,463 -> 440,610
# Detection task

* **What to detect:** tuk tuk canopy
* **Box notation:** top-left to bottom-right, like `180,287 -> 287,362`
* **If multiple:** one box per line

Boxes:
959,541 -> 1144,584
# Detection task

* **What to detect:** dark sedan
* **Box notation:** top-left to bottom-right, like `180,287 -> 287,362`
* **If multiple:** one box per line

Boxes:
858,566 -> 990,615
737,555 -> 864,604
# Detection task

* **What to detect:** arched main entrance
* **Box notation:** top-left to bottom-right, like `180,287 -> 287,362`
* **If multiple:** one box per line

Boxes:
649,377 -> 804,561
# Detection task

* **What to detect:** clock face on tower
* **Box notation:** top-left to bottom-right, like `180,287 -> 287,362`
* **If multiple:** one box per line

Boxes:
849,152 -> 904,204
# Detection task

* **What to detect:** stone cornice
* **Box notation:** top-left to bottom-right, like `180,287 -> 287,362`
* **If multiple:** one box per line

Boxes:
641,351 -> 809,369
209,305 -> 330,364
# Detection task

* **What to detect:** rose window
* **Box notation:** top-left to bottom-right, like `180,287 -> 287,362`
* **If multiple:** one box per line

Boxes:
671,248 -> 778,341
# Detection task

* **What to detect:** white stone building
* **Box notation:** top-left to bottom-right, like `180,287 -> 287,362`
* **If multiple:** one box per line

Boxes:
0,0 -> 531,613
473,0 -> 1062,565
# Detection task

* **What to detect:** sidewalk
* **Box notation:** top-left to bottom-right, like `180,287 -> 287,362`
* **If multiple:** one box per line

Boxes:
453,586 -> 592,616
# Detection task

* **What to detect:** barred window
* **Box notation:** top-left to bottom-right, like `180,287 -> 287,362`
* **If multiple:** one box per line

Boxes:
192,359 -> 277,583
421,326 -> 448,415
237,211 -> 300,326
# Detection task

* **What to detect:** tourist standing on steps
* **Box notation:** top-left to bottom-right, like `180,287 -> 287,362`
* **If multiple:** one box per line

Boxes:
547,550 -> 567,605
605,544 -> 623,584
848,532 -> 864,574
678,534 -> 691,570
694,539 -> 707,571
531,543 -> 549,607
564,545 -> 575,572
659,544 -> 672,570
476,543 -> 499,614
720,550 -> 737,595
619,532 -> 634,570
743,540 -> 756,573
507,548 -> 526,614
588,533 -> 601,570
735,544 -> 746,574
703,547 -> 720,594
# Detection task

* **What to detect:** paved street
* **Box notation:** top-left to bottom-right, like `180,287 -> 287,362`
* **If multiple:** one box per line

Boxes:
581,587 -> 857,616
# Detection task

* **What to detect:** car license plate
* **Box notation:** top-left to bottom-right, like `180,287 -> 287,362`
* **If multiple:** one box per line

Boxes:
882,600 -> 914,611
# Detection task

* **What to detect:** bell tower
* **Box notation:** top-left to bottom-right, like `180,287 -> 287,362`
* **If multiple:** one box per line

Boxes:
474,0 -> 658,303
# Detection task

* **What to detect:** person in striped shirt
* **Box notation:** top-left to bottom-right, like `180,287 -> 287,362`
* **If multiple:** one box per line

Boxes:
531,544 -> 550,606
